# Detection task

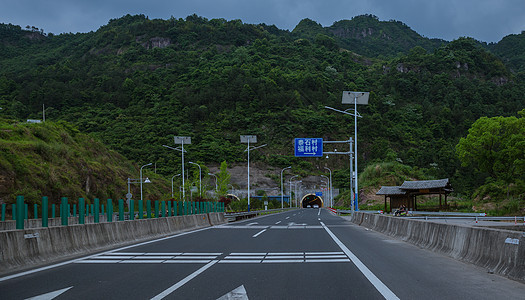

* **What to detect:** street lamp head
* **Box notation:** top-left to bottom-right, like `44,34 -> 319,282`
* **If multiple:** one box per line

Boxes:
144,177 -> 151,183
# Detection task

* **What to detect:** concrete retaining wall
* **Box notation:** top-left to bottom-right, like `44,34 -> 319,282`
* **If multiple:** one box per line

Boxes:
351,212 -> 525,282
0,213 -> 224,275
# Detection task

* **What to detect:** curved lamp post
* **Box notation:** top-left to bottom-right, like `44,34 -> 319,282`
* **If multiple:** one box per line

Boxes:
281,166 -> 291,209
188,161 -> 202,197
208,173 -> 218,192
324,167 -> 333,207
140,163 -> 152,201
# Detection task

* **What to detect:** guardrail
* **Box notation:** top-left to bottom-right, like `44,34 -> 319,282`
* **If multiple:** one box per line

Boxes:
335,209 -> 525,223
225,208 -> 296,222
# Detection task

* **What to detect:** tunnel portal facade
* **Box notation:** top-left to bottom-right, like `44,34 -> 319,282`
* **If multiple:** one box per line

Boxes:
301,194 -> 324,208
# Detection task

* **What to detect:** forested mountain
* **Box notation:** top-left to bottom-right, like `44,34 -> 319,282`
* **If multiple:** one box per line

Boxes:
0,14 -> 524,203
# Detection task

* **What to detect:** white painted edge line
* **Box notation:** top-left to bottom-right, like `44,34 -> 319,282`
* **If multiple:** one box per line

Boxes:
93,255 -> 136,259
275,221 -> 281,224
151,260 -> 218,300
305,252 -> 344,255
252,229 -> 267,238
265,256 -> 304,259
306,255 -> 348,259
0,226 -> 213,282
262,260 -> 304,263
105,252 -> 146,255
318,209 -> 321,216
266,252 -> 304,255
320,222 -> 400,300
181,253 -> 222,256
218,260 -> 262,264
163,260 -> 211,264
225,256 -> 265,259
75,260 -> 123,264
306,259 -> 350,263
172,256 -> 218,260
131,256 -> 174,259
120,260 -> 165,264
230,253 -> 267,255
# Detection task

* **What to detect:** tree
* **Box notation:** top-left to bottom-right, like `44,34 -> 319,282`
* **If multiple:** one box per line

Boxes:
216,161 -> 231,197
456,111 -> 525,198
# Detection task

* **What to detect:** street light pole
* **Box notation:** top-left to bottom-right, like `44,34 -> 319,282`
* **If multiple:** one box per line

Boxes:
208,173 -> 218,192
171,174 -> 181,198
281,166 -> 291,209
289,175 -> 299,207
163,136 -> 191,202
241,135 -> 266,212
140,163 -> 152,201
324,167 -> 333,207
320,175 -> 329,207
189,162 -> 202,197
326,91 -> 369,212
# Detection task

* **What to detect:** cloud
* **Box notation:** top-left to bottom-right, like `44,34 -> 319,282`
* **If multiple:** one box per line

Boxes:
0,0 -> 523,42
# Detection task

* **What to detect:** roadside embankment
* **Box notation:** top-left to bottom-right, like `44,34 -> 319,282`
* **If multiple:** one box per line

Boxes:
0,212 -> 224,275
351,212 -> 525,282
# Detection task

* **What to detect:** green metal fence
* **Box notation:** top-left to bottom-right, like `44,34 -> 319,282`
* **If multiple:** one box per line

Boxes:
1,196 -> 225,230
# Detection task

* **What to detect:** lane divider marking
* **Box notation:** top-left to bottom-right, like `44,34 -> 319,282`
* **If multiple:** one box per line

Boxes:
252,229 -> 267,238
151,260 -> 218,300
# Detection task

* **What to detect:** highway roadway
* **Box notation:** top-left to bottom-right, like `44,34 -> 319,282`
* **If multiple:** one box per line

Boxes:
1,209 -> 525,299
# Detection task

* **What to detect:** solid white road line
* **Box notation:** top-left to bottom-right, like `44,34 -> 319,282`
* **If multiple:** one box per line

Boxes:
318,209 -> 321,216
151,260 -> 218,300
320,222 -> 400,300
252,229 -> 267,238
275,221 -> 281,224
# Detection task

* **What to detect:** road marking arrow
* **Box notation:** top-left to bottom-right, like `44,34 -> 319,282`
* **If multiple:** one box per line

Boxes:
25,286 -> 73,300
217,285 -> 249,300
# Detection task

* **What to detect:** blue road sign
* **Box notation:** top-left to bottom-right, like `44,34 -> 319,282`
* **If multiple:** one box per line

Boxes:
315,192 -> 323,197
294,138 -> 323,157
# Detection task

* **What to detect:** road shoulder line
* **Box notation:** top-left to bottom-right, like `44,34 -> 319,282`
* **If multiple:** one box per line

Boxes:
320,222 -> 400,300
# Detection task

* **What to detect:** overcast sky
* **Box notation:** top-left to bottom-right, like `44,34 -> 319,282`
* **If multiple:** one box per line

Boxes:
1,0 -> 524,43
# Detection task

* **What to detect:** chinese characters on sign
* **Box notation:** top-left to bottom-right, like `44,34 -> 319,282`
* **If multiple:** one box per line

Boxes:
294,138 -> 323,157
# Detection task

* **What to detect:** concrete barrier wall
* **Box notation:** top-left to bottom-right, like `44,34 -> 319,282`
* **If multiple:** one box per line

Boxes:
351,212 -> 525,282
0,212 -> 225,275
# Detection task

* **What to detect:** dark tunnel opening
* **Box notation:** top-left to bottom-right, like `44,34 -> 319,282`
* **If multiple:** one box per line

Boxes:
301,194 -> 324,208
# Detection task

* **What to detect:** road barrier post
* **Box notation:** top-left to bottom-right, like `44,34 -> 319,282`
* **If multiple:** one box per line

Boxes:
51,204 -> 55,219
61,197 -> 68,226
146,200 -> 152,218
167,201 -> 172,217
107,199 -> 112,222
161,201 -> 166,218
34,204 -> 38,219
25,204 -> 28,220
154,200 -> 159,218
1,203 -> 5,221
138,200 -> 143,219
16,196 -> 24,229
42,197 -> 48,227
119,199 -> 124,221
94,198 -> 100,223
79,198 -> 85,225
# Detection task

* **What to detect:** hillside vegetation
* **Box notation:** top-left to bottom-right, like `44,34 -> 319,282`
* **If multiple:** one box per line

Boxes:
1,14 -> 524,211
0,118 -> 169,205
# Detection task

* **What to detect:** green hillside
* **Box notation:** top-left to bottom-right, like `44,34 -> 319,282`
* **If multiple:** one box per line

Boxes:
0,118 -> 169,206
0,14 -> 524,209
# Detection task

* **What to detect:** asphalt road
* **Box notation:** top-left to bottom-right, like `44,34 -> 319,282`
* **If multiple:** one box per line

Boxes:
1,209 -> 525,299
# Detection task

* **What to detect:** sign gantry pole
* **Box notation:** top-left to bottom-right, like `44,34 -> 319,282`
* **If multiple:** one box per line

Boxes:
163,136 -> 191,201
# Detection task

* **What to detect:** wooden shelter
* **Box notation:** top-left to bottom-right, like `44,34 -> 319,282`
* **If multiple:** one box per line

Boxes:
377,179 -> 453,212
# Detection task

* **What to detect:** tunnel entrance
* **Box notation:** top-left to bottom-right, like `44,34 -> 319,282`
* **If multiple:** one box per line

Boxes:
301,194 -> 324,208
